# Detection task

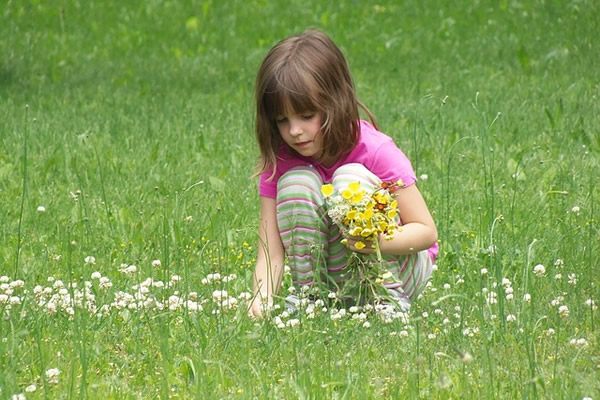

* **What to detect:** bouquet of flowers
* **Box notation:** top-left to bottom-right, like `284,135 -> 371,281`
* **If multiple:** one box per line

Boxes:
320,179 -> 404,304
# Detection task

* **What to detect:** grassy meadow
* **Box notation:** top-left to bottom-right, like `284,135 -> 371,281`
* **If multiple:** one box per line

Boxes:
1,0 -> 599,398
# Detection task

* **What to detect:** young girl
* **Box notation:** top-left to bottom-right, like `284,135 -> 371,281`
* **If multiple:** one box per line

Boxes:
250,30 -> 438,317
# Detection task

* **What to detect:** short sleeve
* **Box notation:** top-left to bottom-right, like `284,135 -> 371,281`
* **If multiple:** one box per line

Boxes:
259,171 -> 277,198
369,141 -> 417,187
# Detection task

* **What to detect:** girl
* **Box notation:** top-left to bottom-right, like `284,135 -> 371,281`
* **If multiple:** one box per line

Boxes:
250,30 -> 438,318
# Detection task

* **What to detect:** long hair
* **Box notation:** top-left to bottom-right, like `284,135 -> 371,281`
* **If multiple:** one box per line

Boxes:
255,29 -> 377,179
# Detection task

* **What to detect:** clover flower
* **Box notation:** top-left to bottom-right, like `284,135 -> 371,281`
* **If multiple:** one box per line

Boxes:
46,368 -> 60,384
533,264 -> 546,277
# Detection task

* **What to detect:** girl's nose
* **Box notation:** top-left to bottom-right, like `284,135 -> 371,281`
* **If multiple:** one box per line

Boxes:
290,120 -> 303,136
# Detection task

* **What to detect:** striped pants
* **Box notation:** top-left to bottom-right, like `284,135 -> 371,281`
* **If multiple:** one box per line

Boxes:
276,163 -> 434,300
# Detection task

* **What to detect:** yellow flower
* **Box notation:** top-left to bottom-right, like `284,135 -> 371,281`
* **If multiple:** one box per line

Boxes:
360,209 -> 374,221
341,238 -> 348,245
341,189 -> 353,199
349,226 -> 363,236
354,241 -> 366,250
346,210 -> 358,220
351,192 -> 364,203
348,182 -> 361,192
321,184 -> 334,197
387,209 -> 397,219
360,228 -> 373,237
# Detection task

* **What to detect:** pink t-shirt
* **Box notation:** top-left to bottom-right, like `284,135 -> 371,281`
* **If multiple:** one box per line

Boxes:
259,120 -> 417,198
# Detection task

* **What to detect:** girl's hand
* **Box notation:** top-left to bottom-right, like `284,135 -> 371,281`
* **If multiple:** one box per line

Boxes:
345,236 -> 377,255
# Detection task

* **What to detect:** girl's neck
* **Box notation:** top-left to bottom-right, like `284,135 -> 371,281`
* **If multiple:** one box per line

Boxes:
313,153 -> 339,169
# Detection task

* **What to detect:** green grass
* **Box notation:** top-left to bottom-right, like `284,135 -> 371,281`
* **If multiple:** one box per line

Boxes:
1,0 -> 599,398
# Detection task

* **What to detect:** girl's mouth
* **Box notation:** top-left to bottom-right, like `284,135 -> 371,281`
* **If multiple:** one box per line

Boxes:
296,141 -> 311,148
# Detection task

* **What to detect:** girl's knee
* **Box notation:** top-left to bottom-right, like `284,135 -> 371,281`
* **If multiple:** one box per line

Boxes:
331,163 -> 380,191
277,166 -> 323,194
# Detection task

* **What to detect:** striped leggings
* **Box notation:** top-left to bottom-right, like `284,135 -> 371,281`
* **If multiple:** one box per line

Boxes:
276,163 -> 434,300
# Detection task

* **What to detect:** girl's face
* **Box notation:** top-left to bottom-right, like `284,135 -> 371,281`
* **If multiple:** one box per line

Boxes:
275,111 -> 324,160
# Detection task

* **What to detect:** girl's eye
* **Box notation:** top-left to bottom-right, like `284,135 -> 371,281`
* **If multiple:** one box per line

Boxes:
301,114 -> 315,120
275,117 -> 287,124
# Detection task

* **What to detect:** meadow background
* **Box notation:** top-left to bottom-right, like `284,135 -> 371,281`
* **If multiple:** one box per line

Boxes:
1,0 -> 599,398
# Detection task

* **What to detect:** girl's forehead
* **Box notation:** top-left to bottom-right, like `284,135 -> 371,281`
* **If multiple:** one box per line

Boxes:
268,88 -> 317,117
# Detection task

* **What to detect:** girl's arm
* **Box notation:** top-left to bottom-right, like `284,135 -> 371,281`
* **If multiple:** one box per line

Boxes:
345,184 -> 437,256
249,196 -> 286,317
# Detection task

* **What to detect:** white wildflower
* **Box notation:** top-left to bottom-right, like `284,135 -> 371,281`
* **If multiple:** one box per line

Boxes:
558,305 -> 569,318
554,259 -> 564,268
568,273 -> 577,285
46,368 -> 60,384
37,205 -> 46,212
286,318 -> 300,328
506,314 -> 516,322
585,299 -> 597,311
533,264 -> 546,277
84,256 -> 96,264
152,259 -> 162,268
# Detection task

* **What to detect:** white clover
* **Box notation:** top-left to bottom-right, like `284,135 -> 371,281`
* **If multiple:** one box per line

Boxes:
10,280 -> 25,289
91,272 -> 101,280
152,259 -> 162,268
480,268 -> 488,275
523,293 -> 531,304
545,328 -> 555,336
419,174 -> 428,180
585,299 -> 597,311
46,368 -> 60,384
84,256 -> 96,264
533,264 -> 546,277
427,333 -> 436,340
558,305 -> 569,318
568,273 -> 577,285
506,314 -> 516,322
327,292 -> 337,299
362,321 -> 371,328
286,318 -> 300,328
554,259 -> 564,268
571,206 -> 580,214
25,384 -> 37,392
37,205 -> 46,212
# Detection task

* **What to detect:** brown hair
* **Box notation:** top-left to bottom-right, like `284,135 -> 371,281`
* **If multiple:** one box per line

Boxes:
255,29 -> 377,178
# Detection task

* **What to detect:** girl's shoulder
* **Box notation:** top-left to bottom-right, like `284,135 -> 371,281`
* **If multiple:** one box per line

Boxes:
358,120 -> 396,149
